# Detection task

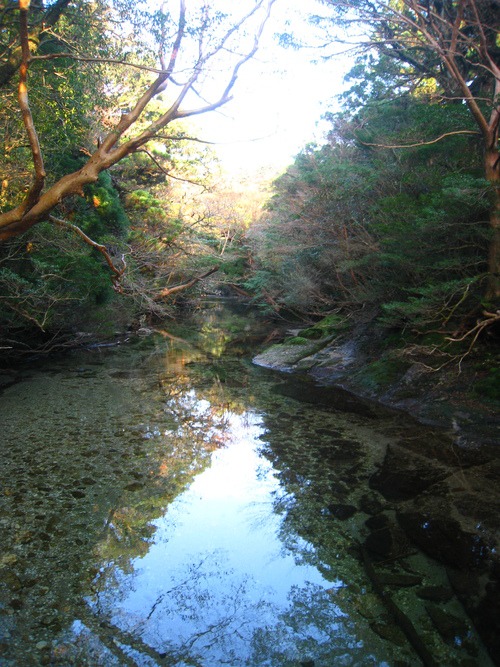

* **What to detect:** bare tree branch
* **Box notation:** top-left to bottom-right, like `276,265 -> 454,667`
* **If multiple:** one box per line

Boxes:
137,148 -> 210,190
32,52 -> 165,74
358,129 -> 480,149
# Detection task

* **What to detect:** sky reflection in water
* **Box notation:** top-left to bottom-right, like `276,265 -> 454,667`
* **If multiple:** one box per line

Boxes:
88,406 -> 344,666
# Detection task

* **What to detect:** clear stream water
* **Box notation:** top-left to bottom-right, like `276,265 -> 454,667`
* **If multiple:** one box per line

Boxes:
0,301 -> 495,666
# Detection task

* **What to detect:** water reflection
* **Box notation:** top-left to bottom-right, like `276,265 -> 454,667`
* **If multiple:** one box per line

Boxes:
86,411 -> 350,666
0,301 -> 494,666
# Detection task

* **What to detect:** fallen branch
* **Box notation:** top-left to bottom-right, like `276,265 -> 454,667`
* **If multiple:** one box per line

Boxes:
155,266 -> 219,299
227,283 -> 252,298
2,331 -> 91,356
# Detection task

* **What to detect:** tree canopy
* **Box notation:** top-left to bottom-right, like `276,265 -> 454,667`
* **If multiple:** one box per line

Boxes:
1,0 -> 499,358
315,0 -> 500,300
0,0 -> 276,244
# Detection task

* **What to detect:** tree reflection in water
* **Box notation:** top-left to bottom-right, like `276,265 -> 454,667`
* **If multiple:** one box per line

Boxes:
79,388 -> 397,667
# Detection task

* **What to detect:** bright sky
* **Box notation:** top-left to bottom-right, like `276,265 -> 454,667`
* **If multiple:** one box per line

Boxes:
189,0 -> 353,178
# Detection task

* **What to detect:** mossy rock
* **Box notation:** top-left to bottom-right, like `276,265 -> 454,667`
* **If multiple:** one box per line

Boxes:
254,338 -> 328,369
319,313 -> 348,328
312,314 -> 348,335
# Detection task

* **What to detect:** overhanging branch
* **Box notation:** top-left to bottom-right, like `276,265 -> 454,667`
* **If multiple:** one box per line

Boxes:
32,52 -> 165,74
137,148 -> 210,190
50,216 -> 126,290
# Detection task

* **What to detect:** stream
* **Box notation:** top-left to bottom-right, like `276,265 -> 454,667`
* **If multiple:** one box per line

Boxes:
0,300 -> 497,666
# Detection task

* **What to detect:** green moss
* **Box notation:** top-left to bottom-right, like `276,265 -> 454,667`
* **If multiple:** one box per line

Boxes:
300,327 -> 324,340
286,336 -> 311,345
473,368 -> 500,401
299,314 -> 349,340
354,357 -> 411,392
318,314 -> 348,329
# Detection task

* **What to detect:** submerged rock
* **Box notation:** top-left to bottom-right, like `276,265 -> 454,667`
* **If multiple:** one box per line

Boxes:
364,519 -> 411,562
326,503 -> 357,520
425,604 -> 470,645
360,493 -> 384,515
0,569 -> 22,591
369,444 -> 450,501
125,481 -> 144,491
376,572 -> 422,587
397,512 -> 492,570
416,585 -> 454,602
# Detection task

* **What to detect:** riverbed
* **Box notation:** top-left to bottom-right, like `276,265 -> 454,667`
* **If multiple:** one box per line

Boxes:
0,300 -> 497,665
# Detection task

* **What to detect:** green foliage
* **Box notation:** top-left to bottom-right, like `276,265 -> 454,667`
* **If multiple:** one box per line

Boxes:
0,160 -> 131,348
249,96 -> 489,339
219,256 -> 247,279
379,278 -> 482,329
126,190 -> 159,210
244,270 -> 276,293
84,172 -> 130,238
0,229 -> 112,332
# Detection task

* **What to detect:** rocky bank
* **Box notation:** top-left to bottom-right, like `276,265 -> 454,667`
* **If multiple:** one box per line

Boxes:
253,327 -> 500,665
